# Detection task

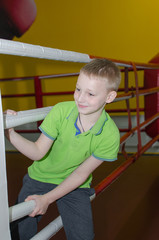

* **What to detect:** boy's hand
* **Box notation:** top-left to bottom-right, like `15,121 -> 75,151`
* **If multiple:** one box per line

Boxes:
25,194 -> 50,217
4,109 -> 17,115
4,109 -> 17,140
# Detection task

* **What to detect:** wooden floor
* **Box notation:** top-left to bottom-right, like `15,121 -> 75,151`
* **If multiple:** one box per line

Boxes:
6,152 -> 159,240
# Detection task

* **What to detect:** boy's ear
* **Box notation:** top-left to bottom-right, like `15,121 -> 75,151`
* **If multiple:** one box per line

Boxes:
106,91 -> 117,104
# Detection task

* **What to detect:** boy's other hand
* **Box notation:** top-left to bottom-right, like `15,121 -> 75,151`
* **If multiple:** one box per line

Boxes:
4,109 -> 17,139
4,109 -> 17,116
25,194 -> 50,217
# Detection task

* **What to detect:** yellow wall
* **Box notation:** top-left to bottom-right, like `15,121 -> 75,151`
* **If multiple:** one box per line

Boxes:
18,0 -> 159,62
1,0 -> 159,110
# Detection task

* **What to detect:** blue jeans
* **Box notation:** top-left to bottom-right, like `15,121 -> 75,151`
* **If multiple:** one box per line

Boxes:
10,174 -> 95,240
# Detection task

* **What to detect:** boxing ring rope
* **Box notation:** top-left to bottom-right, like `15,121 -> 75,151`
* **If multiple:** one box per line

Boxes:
1,38 -> 159,239
1,38 -> 159,68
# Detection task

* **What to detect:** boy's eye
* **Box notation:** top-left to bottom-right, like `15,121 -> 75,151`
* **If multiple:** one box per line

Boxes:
89,93 -> 94,96
76,87 -> 80,91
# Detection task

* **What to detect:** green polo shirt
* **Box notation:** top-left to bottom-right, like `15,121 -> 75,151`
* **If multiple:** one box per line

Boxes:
28,101 -> 120,188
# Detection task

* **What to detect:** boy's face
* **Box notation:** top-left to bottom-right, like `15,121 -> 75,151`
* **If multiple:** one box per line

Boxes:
74,72 -> 116,116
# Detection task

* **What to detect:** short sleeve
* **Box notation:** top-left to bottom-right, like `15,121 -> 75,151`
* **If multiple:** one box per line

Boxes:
92,123 -> 120,162
39,103 -> 62,140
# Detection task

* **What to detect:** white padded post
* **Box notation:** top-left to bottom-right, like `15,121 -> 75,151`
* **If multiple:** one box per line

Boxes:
9,200 -> 36,223
0,91 -> 11,239
0,39 -> 91,63
30,216 -> 62,240
3,106 -> 53,129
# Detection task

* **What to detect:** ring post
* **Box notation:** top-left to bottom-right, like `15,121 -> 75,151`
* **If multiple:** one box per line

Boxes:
0,91 -> 11,239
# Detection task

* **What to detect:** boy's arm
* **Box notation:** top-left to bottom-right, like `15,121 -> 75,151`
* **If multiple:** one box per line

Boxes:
7,129 -> 53,160
5,109 -> 53,160
25,155 -> 103,217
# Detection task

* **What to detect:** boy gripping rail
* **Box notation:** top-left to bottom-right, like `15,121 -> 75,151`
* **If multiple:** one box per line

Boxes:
5,58 -> 121,240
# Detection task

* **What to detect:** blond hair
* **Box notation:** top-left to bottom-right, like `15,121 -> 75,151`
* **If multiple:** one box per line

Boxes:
80,58 -> 121,91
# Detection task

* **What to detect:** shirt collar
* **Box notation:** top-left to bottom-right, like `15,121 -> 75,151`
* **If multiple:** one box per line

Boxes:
67,103 -> 108,136
90,110 -> 108,135
66,103 -> 78,122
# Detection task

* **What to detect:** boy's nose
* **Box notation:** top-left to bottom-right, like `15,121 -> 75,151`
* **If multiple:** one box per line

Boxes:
78,92 -> 85,102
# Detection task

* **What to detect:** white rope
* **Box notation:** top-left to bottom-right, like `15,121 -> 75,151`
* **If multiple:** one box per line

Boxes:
9,201 -> 63,240
9,200 -> 36,223
30,216 -> 62,240
3,106 -> 53,129
0,38 -> 91,63
1,39 -> 159,69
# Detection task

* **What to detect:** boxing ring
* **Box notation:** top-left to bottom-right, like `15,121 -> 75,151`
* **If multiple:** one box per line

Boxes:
1,38 -> 159,239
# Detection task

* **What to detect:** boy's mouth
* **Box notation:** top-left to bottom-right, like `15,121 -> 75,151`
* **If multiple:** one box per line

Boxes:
78,103 -> 88,108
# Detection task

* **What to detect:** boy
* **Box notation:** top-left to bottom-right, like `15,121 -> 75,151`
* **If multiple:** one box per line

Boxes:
5,58 -> 121,240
